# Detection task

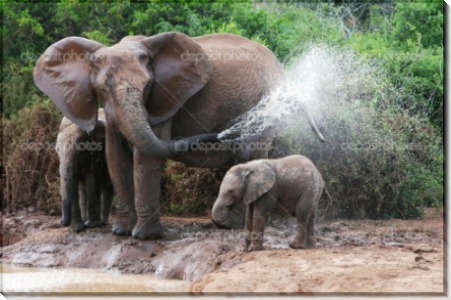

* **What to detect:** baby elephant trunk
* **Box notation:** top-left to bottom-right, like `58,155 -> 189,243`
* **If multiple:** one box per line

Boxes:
212,200 -> 245,229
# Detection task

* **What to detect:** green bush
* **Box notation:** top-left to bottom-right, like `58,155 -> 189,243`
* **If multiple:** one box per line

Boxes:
161,162 -> 226,216
272,46 -> 443,219
1,1 -> 443,219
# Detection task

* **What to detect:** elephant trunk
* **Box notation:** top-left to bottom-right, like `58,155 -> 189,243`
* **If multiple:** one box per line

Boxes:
212,199 -> 244,229
211,201 -> 227,225
115,88 -> 220,158
115,90 -> 170,159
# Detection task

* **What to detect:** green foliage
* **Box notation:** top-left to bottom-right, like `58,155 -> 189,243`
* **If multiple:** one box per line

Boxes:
161,162 -> 226,216
277,105 -> 442,219
1,1 -> 443,219
347,3 -> 444,130
2,63 -> 46,119
83,30 -> 112,46
391,2 -> 443,50
271,50 -> 443,219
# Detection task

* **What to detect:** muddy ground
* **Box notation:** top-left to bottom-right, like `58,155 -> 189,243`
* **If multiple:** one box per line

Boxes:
0,208 -> 445,294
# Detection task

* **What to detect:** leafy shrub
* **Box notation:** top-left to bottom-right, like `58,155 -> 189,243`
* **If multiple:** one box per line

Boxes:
1,1 -> 443,220
2,102 -> 62,213
285,108 -> 443,219
2,64 -> 44,119
272,46 -> 443,219
161,162 -> 226,216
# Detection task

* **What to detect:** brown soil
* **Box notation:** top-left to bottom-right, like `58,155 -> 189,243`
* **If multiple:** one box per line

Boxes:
0,208 -> 445,294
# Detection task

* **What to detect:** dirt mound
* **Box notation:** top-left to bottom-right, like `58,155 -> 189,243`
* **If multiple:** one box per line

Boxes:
0,209 -> 444,294
191,246 -> 443,293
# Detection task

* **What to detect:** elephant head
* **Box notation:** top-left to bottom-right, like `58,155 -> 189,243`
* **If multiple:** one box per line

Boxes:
34,32 -> 215,158
211,162 -> 276,228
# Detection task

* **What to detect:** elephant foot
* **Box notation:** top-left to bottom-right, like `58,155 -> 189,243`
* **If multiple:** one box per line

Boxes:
84,220 -> 103,228
112,220 -> 133,236
132,220 -> 164,240
112,214 -> 137,236
289,241 -> 316,249
60,218 -> 70,227
245,238 -> 251,251
102,216 -> 110,226
71,222 -> 85,233
246,244 -> 263,252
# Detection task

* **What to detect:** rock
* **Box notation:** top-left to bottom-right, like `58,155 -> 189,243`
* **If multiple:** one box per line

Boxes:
414,248 -> 437,254
415,256 -> 424,262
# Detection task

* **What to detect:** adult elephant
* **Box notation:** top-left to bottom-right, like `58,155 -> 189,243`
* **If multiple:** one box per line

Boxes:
34,32 -> 325,239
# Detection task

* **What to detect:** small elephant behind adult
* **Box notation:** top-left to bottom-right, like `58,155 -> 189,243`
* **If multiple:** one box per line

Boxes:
56,108 -> 114,232
212,155 -> 327,251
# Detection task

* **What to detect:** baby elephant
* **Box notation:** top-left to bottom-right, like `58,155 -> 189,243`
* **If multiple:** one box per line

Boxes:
56,108 -> 114,232
212,155 -> 326,251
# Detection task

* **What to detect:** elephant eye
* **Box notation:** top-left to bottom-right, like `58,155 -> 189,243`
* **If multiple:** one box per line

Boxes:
143,82 -> 152,95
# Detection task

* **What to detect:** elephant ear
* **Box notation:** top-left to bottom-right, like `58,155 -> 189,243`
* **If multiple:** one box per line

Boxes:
243,163 -> 276,205
34,37 -> 105,132
141,32 -> 212,125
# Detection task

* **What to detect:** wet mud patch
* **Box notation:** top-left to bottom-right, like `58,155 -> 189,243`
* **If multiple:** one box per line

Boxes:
1,214 -> 246,281
0,209 -> 444,293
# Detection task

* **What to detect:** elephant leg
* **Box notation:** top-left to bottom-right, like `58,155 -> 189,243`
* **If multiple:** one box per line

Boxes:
69,179 -> 84,233
244,203 -> 254,252
59,169 -> 76,227
106,129 -> 136,236
248,213 -> 266,251
131,149 -> 165,240
101,182 -> 114,225
248,194 -> 275,251
290,189 -> 317,249
79,183 -> 87,222
306,211 -> 317,248
84,173 -> 103,228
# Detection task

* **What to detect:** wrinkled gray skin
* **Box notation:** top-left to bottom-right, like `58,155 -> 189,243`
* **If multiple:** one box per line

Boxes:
212,155 -> 326,251
56,109 -> 114,232
34,32 -> 325,239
